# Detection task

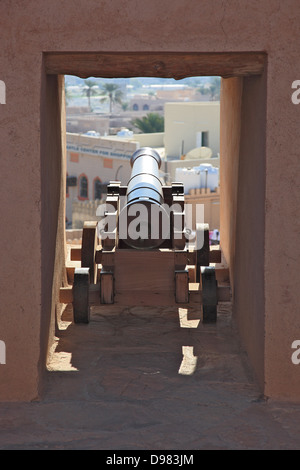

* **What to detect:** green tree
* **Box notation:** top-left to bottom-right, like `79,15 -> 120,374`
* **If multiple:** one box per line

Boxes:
99,83 -> 123,114
83,79 -> 98,110
198,77 -> 221,101
121,101 -> 129,112
132,113 -> 164,133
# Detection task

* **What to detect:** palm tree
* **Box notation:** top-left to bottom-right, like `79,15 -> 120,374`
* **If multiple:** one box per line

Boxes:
131,113 -> 164,133
83,79 -> 98,110
99,83 -> 123,114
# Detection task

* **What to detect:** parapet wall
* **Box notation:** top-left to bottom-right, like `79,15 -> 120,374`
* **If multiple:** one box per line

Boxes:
72,200 -> 103,229
1,0 -> 300,401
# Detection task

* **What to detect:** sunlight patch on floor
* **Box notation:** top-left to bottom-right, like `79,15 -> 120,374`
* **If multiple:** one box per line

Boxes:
178,346 -> 198,376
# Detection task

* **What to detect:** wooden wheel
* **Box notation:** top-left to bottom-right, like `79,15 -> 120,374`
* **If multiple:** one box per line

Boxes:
73,267 -> 90,324
201,266 -> 217,323
81,221 -> 98,284
195,223 -> 210,282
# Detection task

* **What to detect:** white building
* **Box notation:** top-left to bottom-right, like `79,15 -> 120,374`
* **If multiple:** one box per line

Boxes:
164,101 -> 220,159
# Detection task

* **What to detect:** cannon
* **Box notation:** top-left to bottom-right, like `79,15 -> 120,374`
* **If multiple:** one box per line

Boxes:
60,147 -> 230,323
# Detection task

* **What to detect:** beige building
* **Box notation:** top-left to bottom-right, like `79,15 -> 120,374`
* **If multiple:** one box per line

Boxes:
66,133 -> 136,224
156,87 -> 198,101
164,101 -> 220,159
66,131 -> 166,224
66,127 -> 220,228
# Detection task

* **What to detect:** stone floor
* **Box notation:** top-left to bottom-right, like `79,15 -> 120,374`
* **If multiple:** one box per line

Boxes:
0,302 -> 300,450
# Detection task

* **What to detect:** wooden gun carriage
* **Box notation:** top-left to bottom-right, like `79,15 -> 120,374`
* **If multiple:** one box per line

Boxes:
60,148 -> 230,323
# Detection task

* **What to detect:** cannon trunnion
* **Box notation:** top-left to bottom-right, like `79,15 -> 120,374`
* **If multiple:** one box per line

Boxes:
60,148 -> 230,323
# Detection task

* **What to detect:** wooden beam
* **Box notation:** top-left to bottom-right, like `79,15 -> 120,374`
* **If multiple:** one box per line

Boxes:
74,246 -> 221,264
59,285 -> 100,305
114,249 -> 175,306
189,283 -> 231,303
70,247 -> 81,261
97,249 -> 115,267
59,286 -> 73,304
81,221 -> 98,283
187,265 -> 196,283
175,270 -> 189,304
209,249 -> 222,264
100,271 -> 114,304
45,51 -> 266,79
66,266 -> 75,283
174,250 -> 189,268
59,283 -> 231,307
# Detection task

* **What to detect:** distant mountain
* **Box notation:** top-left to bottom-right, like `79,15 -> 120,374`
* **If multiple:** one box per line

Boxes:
65,75 -> 216,88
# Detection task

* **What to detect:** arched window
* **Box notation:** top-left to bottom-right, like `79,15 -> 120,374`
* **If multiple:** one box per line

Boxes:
78,174 -> 88,200
133,103 -> 139,111
143,104 -> 149,111
93,177 -> 103,200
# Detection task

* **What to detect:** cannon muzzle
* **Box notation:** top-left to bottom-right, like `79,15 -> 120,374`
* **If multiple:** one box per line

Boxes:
119,147 -> 169,249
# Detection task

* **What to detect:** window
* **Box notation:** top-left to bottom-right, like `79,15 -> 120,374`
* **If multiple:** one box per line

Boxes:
196,131 -> 209,148
79,174 -> 88,200
133,103 -> 139,111
94,178 -> 103,200
202,131 -> 209,147
70,152 -> 79,163
143,104 -> 149,111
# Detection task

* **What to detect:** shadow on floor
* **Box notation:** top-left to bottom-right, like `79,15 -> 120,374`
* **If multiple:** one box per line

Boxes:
0,303 -> 299,450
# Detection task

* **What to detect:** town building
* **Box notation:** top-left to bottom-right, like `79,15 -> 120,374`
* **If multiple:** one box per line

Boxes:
65,101 -> 221,227
65,131 -> 165,224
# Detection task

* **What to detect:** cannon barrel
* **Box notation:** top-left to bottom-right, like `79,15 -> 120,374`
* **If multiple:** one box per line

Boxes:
119,147 -> 169,250
127,147 -> 163,206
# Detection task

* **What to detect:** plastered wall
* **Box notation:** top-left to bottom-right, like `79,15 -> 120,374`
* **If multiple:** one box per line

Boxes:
220,75 -> 266,389
1,0 -> 300,401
